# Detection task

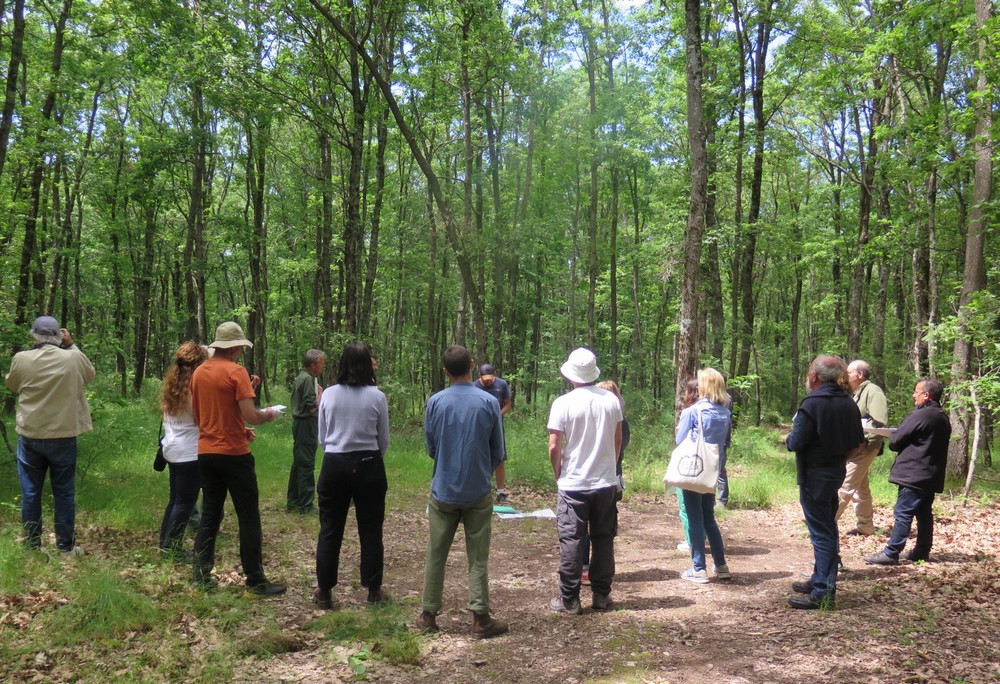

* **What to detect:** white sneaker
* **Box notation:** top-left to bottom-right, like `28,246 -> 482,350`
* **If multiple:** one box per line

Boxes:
680,567 -> 709,584
61,546 -> 85,556
676,542 -> 691,552
713,563 -> 731,580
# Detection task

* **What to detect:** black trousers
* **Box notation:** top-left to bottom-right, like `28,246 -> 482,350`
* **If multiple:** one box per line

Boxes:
193,453 -> 267,586
315,451 -> 387,591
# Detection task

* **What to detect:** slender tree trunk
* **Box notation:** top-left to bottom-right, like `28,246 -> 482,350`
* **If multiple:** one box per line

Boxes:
0,0 -> 24,180
13,0 -> 71,331
183,82 -> 208,342
947,0 -> 991,476
317,126 -> 335,334
676,0 -> 709,414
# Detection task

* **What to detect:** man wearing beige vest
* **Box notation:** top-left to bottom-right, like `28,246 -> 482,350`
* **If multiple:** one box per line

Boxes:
6,316 -> 94,555
836,360 -> 888,536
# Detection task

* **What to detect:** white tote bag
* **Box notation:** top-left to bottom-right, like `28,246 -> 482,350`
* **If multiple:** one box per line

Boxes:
663,408 -> 720,494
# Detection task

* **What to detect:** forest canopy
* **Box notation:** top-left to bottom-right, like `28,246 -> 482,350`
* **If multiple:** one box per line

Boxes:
0,0 -> 995,472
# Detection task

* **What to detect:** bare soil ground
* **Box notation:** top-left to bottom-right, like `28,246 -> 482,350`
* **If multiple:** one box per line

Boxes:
235,491 -> 1000,684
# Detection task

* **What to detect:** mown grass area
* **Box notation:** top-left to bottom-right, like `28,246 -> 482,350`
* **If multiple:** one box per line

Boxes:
0,390 -> 996,681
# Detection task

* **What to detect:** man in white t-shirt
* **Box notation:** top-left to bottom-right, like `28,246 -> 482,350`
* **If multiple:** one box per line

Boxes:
547,348 -> 622,615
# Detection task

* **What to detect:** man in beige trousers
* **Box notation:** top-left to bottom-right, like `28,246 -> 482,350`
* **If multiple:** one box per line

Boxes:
836,360 -> 888,536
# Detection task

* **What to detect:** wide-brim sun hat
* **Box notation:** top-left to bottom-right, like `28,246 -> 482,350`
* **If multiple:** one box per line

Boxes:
210,321 -> 253,349
560,347 -> 600,384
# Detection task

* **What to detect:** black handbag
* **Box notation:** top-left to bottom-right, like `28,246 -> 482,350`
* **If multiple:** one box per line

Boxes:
153,418 -> 167,472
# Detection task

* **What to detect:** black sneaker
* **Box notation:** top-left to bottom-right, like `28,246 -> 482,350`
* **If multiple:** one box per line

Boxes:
247,581 -> 287,597
903,551 -> 930,562
864,552 -> 899,566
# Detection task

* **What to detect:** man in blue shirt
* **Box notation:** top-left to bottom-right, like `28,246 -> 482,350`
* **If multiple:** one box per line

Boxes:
474,363 -> 513,504
417,345 -> 508,639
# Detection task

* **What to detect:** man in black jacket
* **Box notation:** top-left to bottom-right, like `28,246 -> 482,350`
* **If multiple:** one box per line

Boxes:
785,355 -> 864,609
865,378 -> 951,565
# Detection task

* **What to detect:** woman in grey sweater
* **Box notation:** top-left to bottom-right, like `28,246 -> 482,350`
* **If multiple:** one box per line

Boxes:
313,342 -> 390,608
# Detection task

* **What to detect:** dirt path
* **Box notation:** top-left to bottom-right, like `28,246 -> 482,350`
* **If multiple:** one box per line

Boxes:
239,491 -> 999,684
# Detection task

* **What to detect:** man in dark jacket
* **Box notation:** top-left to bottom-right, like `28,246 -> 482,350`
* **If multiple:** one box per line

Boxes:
865,378 -> 951,565
785,355 -> 864,609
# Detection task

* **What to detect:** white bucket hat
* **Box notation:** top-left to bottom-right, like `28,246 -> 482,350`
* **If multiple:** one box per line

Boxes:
560,347 -> 600,384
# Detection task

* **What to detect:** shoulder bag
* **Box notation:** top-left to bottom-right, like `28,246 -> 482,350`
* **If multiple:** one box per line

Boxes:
153,417 -> 167,472
663,408 -> 720,494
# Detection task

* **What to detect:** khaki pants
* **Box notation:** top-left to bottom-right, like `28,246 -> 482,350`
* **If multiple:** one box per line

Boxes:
421,494 -> 493,614
836,441 -> 882,534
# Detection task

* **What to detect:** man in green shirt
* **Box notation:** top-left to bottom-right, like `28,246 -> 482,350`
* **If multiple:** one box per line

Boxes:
836,359 -> 889,536
288,349 -> 325,513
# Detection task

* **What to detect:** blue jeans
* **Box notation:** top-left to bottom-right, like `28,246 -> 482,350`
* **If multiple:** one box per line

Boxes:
159,461 -> 201,551
717,451 -> 729,505
799,464 -> 844,600
883,485 -> 935,559
681,489 -> 726,571
17,436 -> 78,551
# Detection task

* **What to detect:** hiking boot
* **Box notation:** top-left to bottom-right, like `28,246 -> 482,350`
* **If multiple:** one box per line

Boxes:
712,564 -> 732,580
903,550 -> 930,562
792,580 -> 814,594
864,552 -> 899,566
680,567 -> 709,584
313,587 -> 333,610
192,573 -> 219,592
247,581 -> 287,597
60,546 -> 85,556
846,528 -> 873,536
496,491 -> 511,505
549,596 -> 583,615
415,611 -> 439,633
472,611 -> 509,639
591,593 -> 612,611
788,593 -> 835,610
367,588 -> 391,605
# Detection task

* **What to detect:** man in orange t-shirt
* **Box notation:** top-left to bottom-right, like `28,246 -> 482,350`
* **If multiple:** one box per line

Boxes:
190,321 -> 284,596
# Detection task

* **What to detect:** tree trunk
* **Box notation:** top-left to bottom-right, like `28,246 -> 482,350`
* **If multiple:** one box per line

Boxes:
13,0 -> 71,331
676,0 -> 709,414
0,0 -> 24,180
183,82 -> 208,342
947,0 -> 991,476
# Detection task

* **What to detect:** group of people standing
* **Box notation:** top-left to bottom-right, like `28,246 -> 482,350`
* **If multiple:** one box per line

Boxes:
785,355 -> 952,610
5,313 -> 953,632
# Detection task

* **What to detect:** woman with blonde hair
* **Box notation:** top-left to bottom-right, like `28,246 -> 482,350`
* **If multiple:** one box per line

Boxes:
158,342 -> 209,560
675,368 -> 731,583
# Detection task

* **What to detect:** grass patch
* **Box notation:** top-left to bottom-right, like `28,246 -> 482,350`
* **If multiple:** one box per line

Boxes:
44,567 -> 163,644
308,603 -> 422,666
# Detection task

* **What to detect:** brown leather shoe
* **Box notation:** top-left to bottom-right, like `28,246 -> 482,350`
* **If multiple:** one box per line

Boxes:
415,611 -> 439,633
472,611 -> 509,639
367,588 -> 391,605
313,587 -> 333,609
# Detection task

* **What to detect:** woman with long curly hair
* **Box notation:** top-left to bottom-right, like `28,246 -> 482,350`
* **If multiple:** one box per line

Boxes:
158,342 -> 209,560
